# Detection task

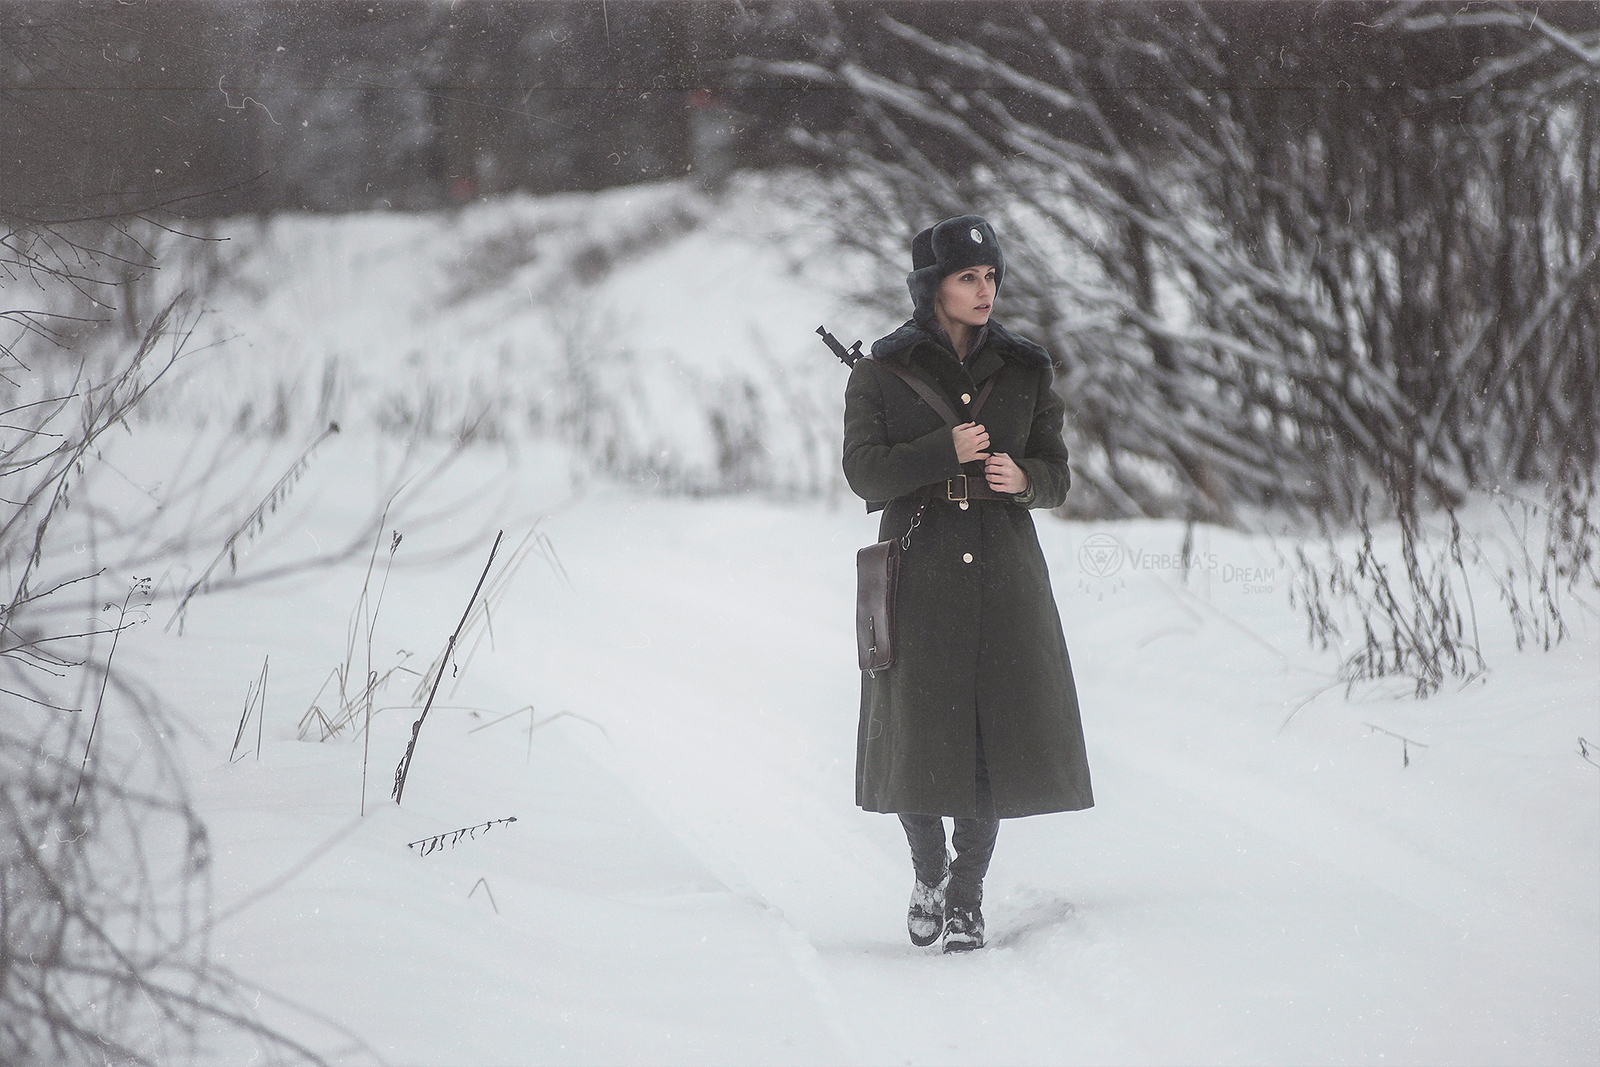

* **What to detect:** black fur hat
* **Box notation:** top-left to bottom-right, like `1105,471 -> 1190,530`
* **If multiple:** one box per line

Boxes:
906,215 -> 1005,324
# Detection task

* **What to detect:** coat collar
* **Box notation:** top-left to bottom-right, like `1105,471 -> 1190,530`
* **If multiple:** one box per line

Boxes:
869,318 -> 1050,371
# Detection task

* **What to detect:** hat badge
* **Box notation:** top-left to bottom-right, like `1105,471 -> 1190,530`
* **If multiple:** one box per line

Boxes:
970,228 -> 983,243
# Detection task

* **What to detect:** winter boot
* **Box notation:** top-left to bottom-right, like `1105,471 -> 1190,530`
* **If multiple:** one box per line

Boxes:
907,868 -> 950,947
941,903 -> 985,953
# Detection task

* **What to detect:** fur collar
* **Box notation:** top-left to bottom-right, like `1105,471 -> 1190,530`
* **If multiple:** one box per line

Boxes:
869,319 -> 1050,369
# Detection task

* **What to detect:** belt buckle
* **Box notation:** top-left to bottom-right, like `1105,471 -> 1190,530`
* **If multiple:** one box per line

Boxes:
947,475 -> 968,502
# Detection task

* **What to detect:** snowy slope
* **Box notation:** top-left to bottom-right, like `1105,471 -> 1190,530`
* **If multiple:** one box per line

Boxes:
142,174 -> 873,497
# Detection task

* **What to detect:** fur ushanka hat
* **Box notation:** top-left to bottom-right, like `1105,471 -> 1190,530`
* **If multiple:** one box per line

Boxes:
906,214 -> 1005,325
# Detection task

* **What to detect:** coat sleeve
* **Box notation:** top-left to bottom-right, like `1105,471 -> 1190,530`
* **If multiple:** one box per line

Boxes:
1013,366 -> 1072,510
843,359 -> 963,503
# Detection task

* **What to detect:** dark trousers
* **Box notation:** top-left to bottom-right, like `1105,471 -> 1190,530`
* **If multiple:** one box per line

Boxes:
899,729 -> 999,908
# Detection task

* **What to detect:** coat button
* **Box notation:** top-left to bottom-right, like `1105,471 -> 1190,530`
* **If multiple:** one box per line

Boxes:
963,552 -> 974,563
961,392 -> 971,404
959,501 -> 969,510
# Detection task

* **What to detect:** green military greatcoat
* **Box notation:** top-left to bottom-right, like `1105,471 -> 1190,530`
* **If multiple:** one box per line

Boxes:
843,319 -> 1093,819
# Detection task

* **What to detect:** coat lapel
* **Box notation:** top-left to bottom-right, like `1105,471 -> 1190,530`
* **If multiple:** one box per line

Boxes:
968,346 -> 1004,384
901,335 -> 963,390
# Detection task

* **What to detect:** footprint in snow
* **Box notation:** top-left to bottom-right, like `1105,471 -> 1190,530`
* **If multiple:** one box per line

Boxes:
989,897 -> 1079,950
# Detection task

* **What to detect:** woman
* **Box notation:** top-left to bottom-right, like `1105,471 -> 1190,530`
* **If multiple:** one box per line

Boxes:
842,215 -> 1093,952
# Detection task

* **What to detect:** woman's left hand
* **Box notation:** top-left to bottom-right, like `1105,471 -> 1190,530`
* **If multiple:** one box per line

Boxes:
984,452 -> 1029,494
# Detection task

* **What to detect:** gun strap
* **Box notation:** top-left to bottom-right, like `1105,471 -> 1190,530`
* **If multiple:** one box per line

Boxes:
877,362 -> 995,426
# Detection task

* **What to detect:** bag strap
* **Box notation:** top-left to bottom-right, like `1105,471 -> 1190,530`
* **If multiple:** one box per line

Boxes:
970,377 -> 996,419
877,361 -> 960,426
877,361 -> 998,425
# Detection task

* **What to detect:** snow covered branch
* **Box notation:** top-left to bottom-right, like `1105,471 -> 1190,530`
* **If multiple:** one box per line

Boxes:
773,2 -> 1599,523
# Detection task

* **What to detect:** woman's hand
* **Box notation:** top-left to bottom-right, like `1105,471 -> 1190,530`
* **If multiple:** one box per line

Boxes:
984,452 -> 1029,494
952,422 -> 990,463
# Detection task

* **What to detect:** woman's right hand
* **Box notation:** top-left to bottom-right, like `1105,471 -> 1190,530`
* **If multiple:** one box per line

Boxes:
952,422 -> 990,463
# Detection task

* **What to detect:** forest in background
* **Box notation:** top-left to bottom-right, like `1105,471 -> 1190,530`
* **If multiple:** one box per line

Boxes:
2,0 -> 813,214
4,1 -> 1595,521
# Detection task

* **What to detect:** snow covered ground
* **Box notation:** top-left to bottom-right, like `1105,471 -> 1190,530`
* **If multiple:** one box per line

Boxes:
50,180 -> 1600,1063
82,426 -> 1591,1067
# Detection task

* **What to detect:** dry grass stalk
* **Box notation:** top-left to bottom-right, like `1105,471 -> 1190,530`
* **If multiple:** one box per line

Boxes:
1290,474 -> 1596,698
410,525 -> 567,707
361,526 -> 402,813
406,816 -> 518,856
1291,497 -> 1487,698
468,877 -> 499,913
391,530 -> 503,804
165,420 -> 341,634
1363,722 -> 1431,768
231,656 -> 269,764
468,705 -> 609,763
73,577 -> 153,804
295,516 -> 410,747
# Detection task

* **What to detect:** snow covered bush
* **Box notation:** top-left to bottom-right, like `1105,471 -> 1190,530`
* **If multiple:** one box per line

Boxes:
1289,471 -> 1600,697
756,2 -> 1600,524
0,214 -> 317,1064
1289,499 -> 1488,698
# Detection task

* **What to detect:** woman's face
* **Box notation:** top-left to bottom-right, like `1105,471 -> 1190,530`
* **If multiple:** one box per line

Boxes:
935,265 -> 997,330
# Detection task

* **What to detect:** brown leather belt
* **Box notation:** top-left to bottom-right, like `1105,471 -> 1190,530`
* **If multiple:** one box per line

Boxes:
919,474 -> 1011,503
